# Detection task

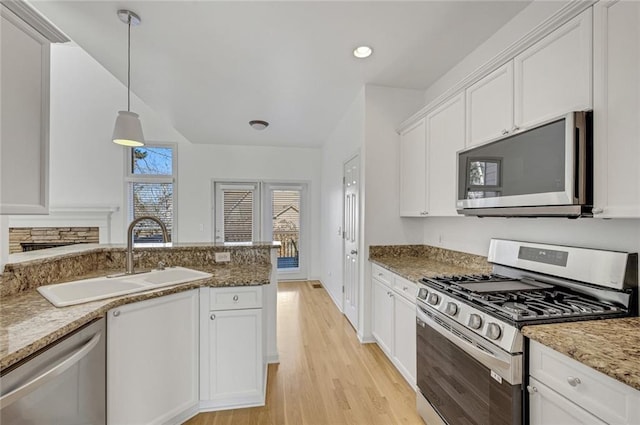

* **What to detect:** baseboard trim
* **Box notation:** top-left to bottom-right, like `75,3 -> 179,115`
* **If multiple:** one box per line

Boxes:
266,354 -> 280,364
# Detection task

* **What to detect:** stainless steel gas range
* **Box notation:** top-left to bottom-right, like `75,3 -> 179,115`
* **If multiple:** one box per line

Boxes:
415,239 -> 638,425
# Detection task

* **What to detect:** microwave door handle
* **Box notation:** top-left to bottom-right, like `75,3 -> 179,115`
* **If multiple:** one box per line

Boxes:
574,112 -> 587,204
0,331 -> 102,409
417,306 -> 517,381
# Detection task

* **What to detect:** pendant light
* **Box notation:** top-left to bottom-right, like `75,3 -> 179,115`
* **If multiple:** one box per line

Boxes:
112,10 -> 145,147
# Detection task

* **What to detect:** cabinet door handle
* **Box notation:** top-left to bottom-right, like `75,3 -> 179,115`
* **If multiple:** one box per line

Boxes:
210,313 -> 216,321
113,310 -> 120,317
501,129 -> 509,135
233,295 -> 239,302
511,125 -> 520,132
378,273 -> 384,277
526,385 -> 538,394
403,286 -> 408,291
567,376 -> 581,387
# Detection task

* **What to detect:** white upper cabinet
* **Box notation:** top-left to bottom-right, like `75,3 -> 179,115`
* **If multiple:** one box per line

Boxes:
399,94 -> 464,217
1,9 -> 50,215
592,0 -> 640,218
426,93 -> 465,216
514,8 -> 592,130
399,119 -> 427,217
466,62 -> 514,147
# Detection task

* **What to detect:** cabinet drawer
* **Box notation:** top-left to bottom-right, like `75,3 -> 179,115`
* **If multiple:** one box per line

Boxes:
371,264 -> 394,287
529,340 -> 640,425
209,286 -> 263,310
393,276 -> 417,303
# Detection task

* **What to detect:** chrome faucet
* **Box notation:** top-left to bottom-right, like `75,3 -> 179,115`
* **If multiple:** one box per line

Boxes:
125,216 -> 170,274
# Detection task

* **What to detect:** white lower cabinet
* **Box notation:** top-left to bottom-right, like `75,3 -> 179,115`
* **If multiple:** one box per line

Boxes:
199,286 -> 265,411
529,340 -> 640,425
371,264 -> 416,387
372,277 -> 394,355
529,377 -> 607,425
107,290 -> 199,425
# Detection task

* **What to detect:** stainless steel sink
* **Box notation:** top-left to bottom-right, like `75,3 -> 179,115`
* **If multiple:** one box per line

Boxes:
37,267 -> 212,307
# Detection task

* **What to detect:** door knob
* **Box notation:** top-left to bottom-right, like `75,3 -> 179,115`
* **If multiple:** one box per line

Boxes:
350,249 -> 358,255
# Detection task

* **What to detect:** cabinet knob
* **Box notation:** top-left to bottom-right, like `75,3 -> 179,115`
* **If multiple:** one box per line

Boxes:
567,376 -> 581,387
527,385 -> 538,394
233,295 -> 239,302
350,249 -> 358,255
403,286 -> 408,291
378,273 -> 384,277
501,129 -> 509,135
511,125 -> 520,132
113,310 -> 120,317
210,313 -> 216,321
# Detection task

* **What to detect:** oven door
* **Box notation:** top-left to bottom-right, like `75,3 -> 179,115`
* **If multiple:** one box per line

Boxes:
416,303 -> 522,425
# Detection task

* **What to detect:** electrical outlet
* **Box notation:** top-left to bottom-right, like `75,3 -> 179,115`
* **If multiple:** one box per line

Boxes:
215,252 -> 231,262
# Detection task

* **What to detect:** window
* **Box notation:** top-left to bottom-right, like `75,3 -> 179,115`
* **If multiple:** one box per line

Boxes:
126,145 -> 176,243
214,183 -> 260,243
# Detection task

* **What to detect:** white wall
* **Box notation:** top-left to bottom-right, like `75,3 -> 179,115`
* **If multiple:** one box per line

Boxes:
6,43 -> 324,282
177,143 -> 322,278
418,1 -> 640,257
30,43 -> 189,244
320,89 -> 365,308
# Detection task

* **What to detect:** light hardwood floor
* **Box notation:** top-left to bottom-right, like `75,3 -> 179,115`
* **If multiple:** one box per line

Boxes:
185,280 -> 424,425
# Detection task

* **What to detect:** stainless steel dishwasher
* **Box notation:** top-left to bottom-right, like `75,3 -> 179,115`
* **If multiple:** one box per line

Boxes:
0,318 -> 106,424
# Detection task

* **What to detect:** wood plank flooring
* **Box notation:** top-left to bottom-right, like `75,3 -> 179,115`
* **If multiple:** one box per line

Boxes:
185,281 -> 424,425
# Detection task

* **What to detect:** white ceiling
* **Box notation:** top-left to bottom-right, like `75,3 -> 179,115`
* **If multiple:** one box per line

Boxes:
32,1 -> 530,148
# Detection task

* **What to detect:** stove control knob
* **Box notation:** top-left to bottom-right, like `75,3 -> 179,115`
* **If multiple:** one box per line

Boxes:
487,323 -> 502,340
445,302 -> 458,316
427,293 -> 440,306
468,314 -> 483,330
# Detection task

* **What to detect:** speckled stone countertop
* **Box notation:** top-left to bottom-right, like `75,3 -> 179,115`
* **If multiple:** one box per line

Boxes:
523,318 -> 640,391
0,263 -> 271,372
369,244 -> 492,282
0,243 -> 279,372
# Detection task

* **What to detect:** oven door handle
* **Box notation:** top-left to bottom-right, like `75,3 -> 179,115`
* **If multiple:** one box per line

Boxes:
417,306 -> 521,385
0,331 -> 102,409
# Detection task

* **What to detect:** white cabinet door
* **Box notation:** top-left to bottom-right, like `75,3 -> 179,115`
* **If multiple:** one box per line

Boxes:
593,0 -> 640,218
372,278 -> 394,356
426,92 -> 465,216
399,119 -> 427,217
514,8 -> 592,129
205,308 -> 264,407
393,293 -> 416,386
466,62 -> 514,147
107,290 -> 199,425
0,9 -> 49,215
529,378 -> 607,425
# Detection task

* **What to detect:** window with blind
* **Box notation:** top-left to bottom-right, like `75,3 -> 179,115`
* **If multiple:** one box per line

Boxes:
126,146 -> 175,243
214,183 -> 260,243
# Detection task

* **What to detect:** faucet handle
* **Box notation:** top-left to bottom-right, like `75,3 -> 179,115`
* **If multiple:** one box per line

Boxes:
157,261 -> 166,270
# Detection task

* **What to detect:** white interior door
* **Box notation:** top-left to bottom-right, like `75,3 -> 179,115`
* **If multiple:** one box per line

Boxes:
343,155 -> 359,329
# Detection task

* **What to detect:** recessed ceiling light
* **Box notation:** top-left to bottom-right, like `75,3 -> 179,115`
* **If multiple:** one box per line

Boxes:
353,45 -> 373,59
249,120 -> 269,130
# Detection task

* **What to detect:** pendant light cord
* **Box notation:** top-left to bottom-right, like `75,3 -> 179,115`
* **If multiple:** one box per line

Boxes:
127,16 -> 131,112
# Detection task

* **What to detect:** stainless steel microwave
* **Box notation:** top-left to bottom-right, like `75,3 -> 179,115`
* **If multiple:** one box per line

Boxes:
456,111 -> 592,217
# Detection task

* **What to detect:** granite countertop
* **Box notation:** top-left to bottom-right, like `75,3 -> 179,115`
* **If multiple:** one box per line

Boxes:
523,318 -> 640,391
0,263 -> 271,372
369,245 -> 492,283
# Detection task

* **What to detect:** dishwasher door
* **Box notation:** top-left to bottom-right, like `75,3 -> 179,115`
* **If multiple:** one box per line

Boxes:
1,318 -> 106,425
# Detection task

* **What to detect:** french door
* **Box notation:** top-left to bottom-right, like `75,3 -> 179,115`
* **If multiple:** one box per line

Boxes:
213,181 -> 307,280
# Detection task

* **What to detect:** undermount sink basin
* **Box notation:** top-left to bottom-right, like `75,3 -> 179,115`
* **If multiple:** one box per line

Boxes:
37,267 -> 212,307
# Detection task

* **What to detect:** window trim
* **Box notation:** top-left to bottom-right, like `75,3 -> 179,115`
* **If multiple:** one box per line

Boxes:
124,143 -> 178,242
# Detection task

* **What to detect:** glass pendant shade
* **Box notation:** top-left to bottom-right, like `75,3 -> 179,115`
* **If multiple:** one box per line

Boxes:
112,111 -> 144,146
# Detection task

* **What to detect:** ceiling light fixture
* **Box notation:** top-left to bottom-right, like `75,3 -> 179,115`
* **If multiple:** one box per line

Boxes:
249,120 -> 269,131
112,10 -> 145,147
353,45 -> 373,59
